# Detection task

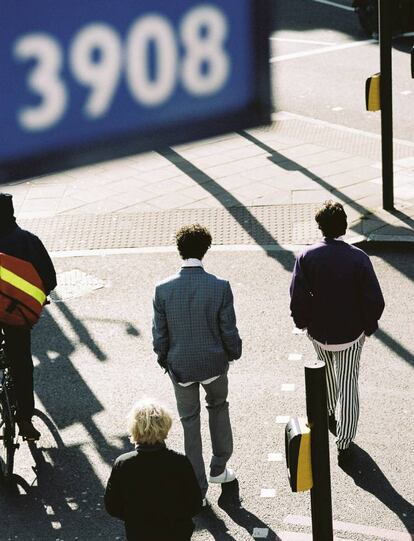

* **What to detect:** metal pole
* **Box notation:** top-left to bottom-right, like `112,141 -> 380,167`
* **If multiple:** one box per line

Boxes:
379,0 -> 394,210
305,361 -> 333,541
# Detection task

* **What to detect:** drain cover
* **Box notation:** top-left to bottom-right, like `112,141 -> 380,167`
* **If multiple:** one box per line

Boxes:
51,270 -> 106,301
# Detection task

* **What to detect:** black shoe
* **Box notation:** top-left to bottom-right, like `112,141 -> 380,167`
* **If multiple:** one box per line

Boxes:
18,420 -> 40,441
337,446 -> 353,466
328,414 -> 337,436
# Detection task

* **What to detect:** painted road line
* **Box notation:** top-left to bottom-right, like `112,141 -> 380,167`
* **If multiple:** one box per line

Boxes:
284,515 -> 413,541
253,527 -> 270,539
268,452 -> 283,461
279,533 -> 352,541
270,39 -> 376,63
260,488 -> 276,498
276,415 -> 290,424
310,0 -> 354,11
50,244 -> 307,259
270,37 -> 336,46
281,383 -> 296,391
289,353 -> 303,361
272,111 -> 414,149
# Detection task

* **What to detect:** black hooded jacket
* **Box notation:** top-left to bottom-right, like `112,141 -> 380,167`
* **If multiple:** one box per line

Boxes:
0,218 -> 56,295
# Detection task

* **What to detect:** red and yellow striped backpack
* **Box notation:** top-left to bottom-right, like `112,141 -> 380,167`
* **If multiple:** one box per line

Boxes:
0,252 -> 46,327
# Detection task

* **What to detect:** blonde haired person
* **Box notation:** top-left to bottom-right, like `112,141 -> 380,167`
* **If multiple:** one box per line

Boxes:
104,399 -> 202,541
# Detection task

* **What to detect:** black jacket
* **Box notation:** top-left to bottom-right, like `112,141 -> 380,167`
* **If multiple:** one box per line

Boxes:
290,239 -> 385,343
104,444 -> 202,541
0,222 -> 56,295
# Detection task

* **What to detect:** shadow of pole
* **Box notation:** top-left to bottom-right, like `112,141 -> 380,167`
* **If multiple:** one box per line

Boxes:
239,130 -> 372,216
194,508 -> 238,541
0,410 -> 125,540
239,130 -> 414,240
237,132 -> 414,370
339,443 -> 414,534
158,147 -> 296,272
33,310 -> 130,464
53,296 -> 107,361
375,328 -> 414,368
217,480 -> 282,540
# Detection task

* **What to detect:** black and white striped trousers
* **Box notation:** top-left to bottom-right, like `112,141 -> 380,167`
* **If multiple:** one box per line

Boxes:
311,338 -> 364,450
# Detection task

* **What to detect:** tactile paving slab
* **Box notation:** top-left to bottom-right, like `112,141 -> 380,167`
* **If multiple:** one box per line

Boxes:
21,204 -> 321,252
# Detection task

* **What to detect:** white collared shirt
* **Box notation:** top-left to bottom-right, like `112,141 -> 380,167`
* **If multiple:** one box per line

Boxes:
309,332 -> 365,352
181,258 -> 203,268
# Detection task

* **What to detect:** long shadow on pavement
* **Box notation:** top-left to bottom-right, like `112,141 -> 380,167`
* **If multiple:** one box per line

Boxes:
194,508 -> 238,541
361,243 -> 414,369
0,303 -> 139,539
375,328 -> 414,368
33,309 -> 112,460
33,305 -> 139,464
54,295 -> 107,361
0,410 -> 129,540
218,480 -> 282,540
158,147 -> 296,272
194,480 -> 281,540
239,130 -> 414,239
339,443 -> 414,534
239,132 -> 414,370
162,138 -> 414,373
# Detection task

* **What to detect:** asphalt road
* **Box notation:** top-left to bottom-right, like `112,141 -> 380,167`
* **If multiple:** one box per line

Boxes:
272,0 -> 414,141
1,244 -> 413,540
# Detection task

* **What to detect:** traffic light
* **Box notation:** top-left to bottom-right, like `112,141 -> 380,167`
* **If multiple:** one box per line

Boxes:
366,73 -> 381,111
285,417 -> 313,492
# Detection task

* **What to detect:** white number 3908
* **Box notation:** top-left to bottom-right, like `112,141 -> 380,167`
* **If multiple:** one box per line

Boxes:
14,5 -> 230,131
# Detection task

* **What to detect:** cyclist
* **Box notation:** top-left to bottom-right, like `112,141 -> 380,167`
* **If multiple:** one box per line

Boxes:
0,193 -> 56,440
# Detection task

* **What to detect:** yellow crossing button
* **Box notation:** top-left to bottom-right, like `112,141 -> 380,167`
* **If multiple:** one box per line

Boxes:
366,73 -> 381,112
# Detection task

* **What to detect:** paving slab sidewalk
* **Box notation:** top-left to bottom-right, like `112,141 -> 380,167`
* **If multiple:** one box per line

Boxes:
3,112 -> 414,249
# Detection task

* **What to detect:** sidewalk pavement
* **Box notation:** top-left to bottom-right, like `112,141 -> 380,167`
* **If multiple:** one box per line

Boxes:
3,111 -> 414,251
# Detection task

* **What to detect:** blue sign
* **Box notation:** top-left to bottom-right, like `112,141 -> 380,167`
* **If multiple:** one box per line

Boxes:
0,0 -> 271,181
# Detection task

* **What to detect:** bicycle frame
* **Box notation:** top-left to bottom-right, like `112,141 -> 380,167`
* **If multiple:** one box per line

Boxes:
0,343 -> 18,481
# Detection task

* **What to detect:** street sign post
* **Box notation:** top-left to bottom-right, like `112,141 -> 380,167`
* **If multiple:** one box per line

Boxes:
379,0 -> 394,210
305,361 -> 333,541
0,0 -> 272,182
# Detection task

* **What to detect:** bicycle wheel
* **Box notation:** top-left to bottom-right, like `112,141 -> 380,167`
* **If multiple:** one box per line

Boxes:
0,388 -> 16,480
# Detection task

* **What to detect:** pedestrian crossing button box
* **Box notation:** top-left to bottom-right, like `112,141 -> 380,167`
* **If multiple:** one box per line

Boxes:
285,416 -> 313,492
366,73 -> 381,111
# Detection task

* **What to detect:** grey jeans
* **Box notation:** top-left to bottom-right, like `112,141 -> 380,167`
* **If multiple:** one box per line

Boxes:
172,372 -> 233,497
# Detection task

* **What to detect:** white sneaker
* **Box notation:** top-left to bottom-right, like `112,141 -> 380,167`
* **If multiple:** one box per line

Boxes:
209,467 -> 236,484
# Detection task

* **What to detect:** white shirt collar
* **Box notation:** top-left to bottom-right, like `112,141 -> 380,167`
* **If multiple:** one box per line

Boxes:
181,258 -> 203,268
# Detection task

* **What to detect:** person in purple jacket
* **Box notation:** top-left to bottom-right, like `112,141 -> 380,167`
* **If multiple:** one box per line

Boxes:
290,201 -> 384,464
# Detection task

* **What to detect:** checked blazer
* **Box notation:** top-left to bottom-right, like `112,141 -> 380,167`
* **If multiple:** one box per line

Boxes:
152,267 -> 242,384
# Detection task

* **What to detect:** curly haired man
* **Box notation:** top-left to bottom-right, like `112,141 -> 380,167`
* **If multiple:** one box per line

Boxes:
152,224 -> 242,502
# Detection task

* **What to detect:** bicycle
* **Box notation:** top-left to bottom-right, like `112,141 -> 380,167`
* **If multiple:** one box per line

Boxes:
0,332 -> 19,482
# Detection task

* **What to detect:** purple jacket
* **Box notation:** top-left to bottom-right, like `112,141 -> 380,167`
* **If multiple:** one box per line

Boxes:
290,239 -> 384,344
